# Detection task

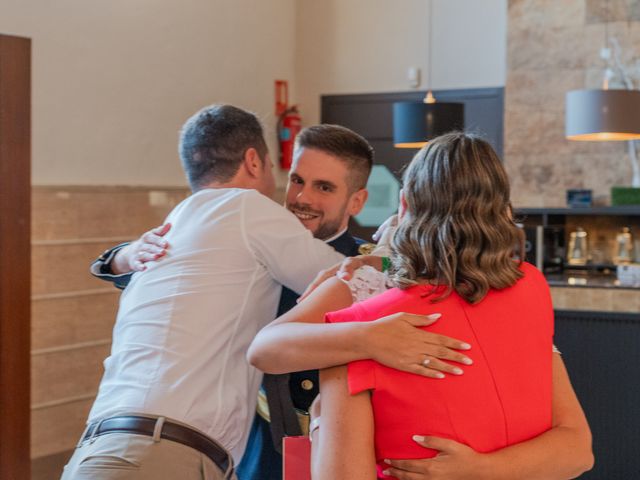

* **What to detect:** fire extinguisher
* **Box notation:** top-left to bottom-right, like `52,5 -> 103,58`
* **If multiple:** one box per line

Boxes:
275,80 -> 302,170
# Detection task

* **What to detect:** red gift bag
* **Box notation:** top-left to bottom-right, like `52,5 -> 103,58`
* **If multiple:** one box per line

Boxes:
283,436 -> 311,480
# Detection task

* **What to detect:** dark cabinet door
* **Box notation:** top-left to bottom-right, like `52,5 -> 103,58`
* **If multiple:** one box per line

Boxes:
555,310 -> 640,479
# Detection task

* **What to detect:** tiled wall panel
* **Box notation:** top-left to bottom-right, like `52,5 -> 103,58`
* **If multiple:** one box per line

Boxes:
32,292 -> 119,350
32,187 -> 189,240
31,398 -> 94,459
551,286 -> 640,312
30,186 -> 189,460
31,344 -> 111,406
506,0 -> 640,207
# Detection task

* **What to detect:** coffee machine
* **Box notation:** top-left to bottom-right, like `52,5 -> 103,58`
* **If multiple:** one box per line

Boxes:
524,225 -> 565,273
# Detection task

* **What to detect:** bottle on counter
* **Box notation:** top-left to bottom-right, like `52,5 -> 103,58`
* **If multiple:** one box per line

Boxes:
614,227 -> 633,265
567,227 -> 588,266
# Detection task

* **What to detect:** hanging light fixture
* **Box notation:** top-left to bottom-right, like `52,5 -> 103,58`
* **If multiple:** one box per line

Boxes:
565,0 -> 640,142
393,0 -> 464,149
566,89 -> 640,141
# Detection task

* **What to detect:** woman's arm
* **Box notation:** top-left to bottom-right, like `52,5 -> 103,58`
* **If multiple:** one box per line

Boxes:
384,354 -> 594,480
311,365 -> 377,480
247,276 -> 471,377
247,277 -> 364,372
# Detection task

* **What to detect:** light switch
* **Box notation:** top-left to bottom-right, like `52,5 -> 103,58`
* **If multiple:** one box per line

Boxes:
407,66 -> 421,88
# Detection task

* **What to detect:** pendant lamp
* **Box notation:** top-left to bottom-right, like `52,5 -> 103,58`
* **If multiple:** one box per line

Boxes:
566,89 -> 640,141
565,1 -> 640,142
393,0 -> 464,149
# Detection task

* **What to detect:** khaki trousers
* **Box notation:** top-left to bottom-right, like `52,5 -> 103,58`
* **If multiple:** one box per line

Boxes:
60,432 -> 237,480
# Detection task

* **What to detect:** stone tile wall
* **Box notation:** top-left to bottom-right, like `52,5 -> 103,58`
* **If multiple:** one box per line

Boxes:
551,285 -> 640,311
30,186 -> 189,463
506,0 -> 640,207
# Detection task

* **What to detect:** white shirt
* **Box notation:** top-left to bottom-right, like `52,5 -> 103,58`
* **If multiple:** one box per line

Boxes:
89,188 -> 344,461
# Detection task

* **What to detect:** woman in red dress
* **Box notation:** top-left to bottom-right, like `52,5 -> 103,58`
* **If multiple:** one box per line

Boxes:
312,133 -> 592,479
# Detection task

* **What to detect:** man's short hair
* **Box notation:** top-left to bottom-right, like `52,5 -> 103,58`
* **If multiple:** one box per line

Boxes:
178,104 -> 268,191
294,124 -> 373,192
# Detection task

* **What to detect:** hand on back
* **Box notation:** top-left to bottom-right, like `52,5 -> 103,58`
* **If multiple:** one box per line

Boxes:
366,312 -> 473,379
113,223 -> 172,274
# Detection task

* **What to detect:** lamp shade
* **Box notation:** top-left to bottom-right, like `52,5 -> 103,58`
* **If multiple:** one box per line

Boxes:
393,101 -> 464,148
565,89 -> 640,141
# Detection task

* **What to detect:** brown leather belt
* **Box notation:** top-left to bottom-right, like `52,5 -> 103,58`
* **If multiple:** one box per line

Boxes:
82,415 -> 233,476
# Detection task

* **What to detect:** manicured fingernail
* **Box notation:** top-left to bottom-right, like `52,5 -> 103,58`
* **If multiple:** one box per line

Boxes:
427,313 -> 441,319
383,459 -> 391,465
452,367 -> 463,375
459,342 -> 471,350
462,357 -> 473,365
412,435 -> 426,442
372,233 -> 378,240
436,372 -> 445,379
382,470 -> 390,476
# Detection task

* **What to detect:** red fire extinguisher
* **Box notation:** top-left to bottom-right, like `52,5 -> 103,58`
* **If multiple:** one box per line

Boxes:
275,80 -> 301,170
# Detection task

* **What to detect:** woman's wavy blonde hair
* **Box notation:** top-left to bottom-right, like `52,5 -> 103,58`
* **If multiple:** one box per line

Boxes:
389,132 -> 524,304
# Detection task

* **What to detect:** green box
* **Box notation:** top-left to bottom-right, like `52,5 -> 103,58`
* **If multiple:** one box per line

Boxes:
611,186 -> 640,205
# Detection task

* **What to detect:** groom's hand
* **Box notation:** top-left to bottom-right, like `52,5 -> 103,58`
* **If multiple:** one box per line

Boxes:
112,223 -> 172,274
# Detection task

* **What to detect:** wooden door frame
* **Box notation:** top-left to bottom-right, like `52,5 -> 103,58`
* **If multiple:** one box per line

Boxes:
0,33 -> 31,480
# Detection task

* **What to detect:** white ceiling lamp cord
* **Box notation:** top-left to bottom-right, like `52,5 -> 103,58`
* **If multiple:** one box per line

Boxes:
424,0 -> 436,104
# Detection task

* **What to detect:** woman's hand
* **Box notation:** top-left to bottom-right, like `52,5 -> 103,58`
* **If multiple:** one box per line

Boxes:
372,214 -> 398,243
365,313 -> 473,379
382,436 -> 490,480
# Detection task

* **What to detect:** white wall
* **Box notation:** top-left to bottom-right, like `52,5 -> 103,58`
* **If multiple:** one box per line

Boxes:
295,0 -> 507,124
0,0 -> 506,185
0,0 -> 296,186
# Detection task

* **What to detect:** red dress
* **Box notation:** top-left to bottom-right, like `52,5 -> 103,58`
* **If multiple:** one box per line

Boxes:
325,262 -> 554,479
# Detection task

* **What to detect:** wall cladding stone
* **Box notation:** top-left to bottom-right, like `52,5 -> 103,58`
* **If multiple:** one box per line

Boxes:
30,186 -> 189,460
506,0 -> 640,206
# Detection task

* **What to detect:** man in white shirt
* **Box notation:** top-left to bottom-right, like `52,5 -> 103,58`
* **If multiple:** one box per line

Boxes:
85,123 -> 379,480
61,105 -> 345,480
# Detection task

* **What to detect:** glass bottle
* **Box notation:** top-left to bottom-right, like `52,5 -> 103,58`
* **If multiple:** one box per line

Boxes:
568,227 -> 588,266
614,227 -> 633,265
